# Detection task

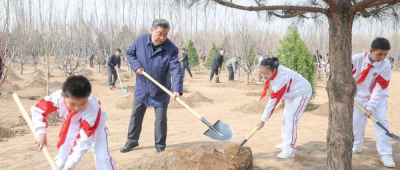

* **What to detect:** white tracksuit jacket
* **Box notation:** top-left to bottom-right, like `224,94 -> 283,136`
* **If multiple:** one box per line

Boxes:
31,90 -> 116,169
352,52 -> 393,155
261,65 -> 312,154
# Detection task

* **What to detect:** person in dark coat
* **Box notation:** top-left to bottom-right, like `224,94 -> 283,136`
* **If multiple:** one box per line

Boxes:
209,48 -> 224,83
107,49 -> 121,89
180,48 -> 192,78
89,54 -> 95,68
121,19 -> 183,153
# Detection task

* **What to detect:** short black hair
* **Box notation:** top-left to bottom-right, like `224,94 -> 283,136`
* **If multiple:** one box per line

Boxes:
62,75 -> 92,99
182,48 -> 185,51
260,57 -> 280,71
219,48 -> 224,51
371,37 -> 390,51
115,48 -> 122,53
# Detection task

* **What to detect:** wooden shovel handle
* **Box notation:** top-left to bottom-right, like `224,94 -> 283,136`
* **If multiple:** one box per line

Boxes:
12,93 -> 59,170
142,71 -> 202,120
354,101 -> 379,122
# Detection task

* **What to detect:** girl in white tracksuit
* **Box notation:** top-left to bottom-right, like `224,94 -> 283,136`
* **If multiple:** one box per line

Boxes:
257,57 -> 312,159
351,37 -> 395,168
31,76 -> 116,170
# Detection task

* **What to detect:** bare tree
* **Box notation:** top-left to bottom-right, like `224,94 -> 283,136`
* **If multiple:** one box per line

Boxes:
176,0 -> 400,169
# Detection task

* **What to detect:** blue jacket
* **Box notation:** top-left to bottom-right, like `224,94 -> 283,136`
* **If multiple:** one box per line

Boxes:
181,53 -> 189,67
107,54 -> 121,68
127,33 -> 183,107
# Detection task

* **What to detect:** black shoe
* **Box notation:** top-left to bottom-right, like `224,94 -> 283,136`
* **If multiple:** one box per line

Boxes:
120,142 -> 139,153
156,147 -> 165,153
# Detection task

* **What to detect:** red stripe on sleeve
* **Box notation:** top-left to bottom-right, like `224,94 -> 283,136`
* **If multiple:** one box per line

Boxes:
371,75 -> 390,93
36,97 -> 58,128
81,108 -> 102,137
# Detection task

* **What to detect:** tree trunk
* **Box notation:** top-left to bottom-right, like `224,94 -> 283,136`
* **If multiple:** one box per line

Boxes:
34,62 -> 37,70
20,64 -> 23,75
246,72 -> 249,85
326,2 -> 356,169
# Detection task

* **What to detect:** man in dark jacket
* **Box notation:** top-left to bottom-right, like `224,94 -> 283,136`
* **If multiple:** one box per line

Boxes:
209,48 -> 224,83
180,48 -> 192,78
89,54 -> 94,68
121,19 -> 183,153
107,49 -> 121,89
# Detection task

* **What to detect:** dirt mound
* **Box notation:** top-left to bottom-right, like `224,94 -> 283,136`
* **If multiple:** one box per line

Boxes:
1,80 -> 20,91
79,69 -> 93,76
309,102 -> 329,116
131,144 -> 252,170
127,85 -> 135,92
116,95 -> 133,109
31,69 -> 45,76
0,92 -> 14,99
187,91 -> 213,103
245,92 -> 261,97
235,99 -> 284,114
0,126 -> 15,142
235,101 -> 265,114
7,74 -> 23,81
50,81 -> 63,89
169,96 -> 194,109
27,75 -> 47,88
223,143 -> 253,170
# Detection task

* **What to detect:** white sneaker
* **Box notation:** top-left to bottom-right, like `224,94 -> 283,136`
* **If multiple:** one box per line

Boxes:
352,145 -> 362,154
277,151 -> 295,159
275,143 -> 284,149
381,155 -> 396,168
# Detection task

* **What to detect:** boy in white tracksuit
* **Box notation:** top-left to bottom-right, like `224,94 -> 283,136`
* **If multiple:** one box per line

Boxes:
32,75 -> 116,170
257,57 -> 312,159
351,37 -> 395,168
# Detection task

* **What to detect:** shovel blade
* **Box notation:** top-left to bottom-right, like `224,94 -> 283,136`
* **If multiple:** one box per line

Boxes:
204,120 -> 234,142
387,133 -> 400,141
120,88 -> 128,93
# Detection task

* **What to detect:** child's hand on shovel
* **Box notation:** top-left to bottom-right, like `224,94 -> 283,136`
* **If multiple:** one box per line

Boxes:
364,109 -> 372,118
257,121 -> 265,130
35,133 -> 47,150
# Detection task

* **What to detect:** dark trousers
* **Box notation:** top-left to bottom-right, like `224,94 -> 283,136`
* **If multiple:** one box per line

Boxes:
183,65 -> 192,78
90,59 -> 94,67
227,66 -> 234,81
209,67 -> 219,82
107,67 -> 117,87
127,98 -> 168,149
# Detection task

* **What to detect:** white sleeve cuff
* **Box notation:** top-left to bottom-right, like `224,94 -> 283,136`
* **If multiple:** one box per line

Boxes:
64,160 -> 76,169
36,127 -> 46,135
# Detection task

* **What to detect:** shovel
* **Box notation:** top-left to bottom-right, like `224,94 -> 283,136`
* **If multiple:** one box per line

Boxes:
12,93 -> 59,170
116,69 -> 127,93
142,71 -> 234,142
240,102 -> 282,146
354,102 -> 399,141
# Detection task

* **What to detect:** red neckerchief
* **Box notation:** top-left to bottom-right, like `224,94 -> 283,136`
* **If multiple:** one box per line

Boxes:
259,69 -> 278,101
57,99 -> 79,148
356,53 -> 374,84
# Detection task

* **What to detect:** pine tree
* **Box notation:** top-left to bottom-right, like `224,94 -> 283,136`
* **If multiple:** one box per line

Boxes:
204,43 -> 219,69
277,26 -> 316,95
185,40 -> 199,67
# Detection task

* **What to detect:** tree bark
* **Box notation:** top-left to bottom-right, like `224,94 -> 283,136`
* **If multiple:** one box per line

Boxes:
20,64 -> 23,75
326,1 -> 356,169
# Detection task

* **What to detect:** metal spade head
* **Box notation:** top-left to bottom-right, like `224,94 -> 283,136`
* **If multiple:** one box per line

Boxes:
204,120 -> 234,142
387,133 -> 400,141
120,88 -> 128,93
